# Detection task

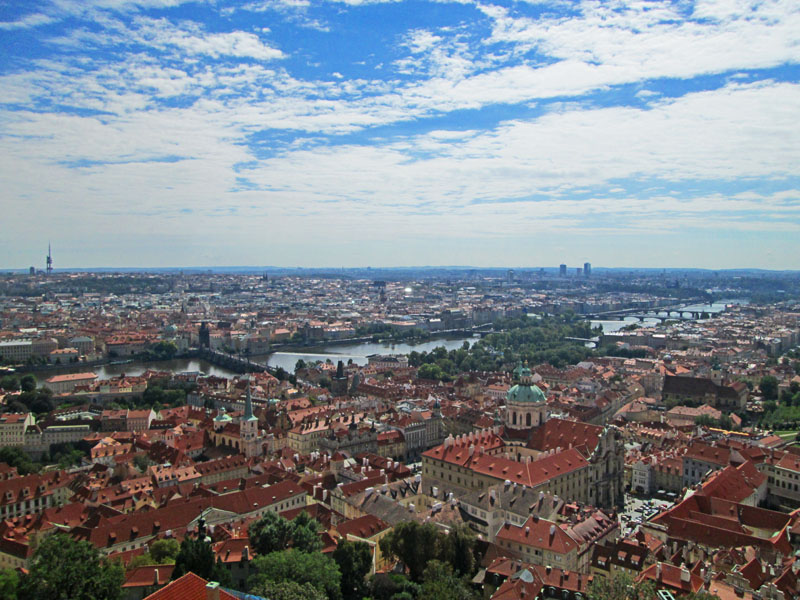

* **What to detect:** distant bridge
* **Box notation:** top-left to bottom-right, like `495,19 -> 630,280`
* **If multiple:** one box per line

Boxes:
585,303 -> 715,322
198,348 -> 273,375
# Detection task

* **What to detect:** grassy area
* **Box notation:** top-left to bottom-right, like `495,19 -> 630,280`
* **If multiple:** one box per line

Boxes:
774,430 -> 799,441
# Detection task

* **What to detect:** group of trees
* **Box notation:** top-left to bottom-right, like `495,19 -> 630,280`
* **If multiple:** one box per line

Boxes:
411,315 -> 597,381
376,521 -> 482,600
1,374 -> 56,416
760,379 -> 800,428
245,511 -> 370,600
171,530 -> 231,587
695,413 -> 739,431
0,533 -> 124,600
355,322 -> 432,343
0,515 -> 722,600
0,374 -> 36,393
128,539 -> 180,570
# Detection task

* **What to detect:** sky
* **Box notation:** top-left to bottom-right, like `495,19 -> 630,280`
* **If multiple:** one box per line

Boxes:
1,0 -> 799,270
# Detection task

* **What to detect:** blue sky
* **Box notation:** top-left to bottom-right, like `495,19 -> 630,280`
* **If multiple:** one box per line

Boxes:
1,0 -> 799,269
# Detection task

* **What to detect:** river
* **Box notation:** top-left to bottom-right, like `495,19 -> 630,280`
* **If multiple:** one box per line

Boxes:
29,301 -> 746,381
253,335 -> 479,372
28,336 -> 479,382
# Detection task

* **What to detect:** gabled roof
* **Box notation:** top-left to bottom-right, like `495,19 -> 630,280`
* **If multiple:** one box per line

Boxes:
143,572 -> 237,600
496,516 -> 578,555
526,418 -> 603,455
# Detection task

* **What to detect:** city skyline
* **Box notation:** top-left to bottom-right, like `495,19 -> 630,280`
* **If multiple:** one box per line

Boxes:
1,0 -> 799,269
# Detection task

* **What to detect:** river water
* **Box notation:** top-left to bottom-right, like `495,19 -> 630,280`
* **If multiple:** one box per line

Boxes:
31,301 -> 744,381
254,335 -> 479,372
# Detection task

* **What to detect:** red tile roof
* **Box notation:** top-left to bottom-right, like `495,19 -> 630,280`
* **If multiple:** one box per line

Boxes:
143,572 -> 237,600
497,516 -> 578,555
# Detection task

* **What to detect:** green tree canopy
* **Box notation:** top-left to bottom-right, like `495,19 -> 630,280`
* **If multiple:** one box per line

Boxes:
20,375 -> 36,393
0,568 -> 19,600
760,375 -> 779,400
0,375 -> 20,391
332,540 -> 372,600
418,560 -> 477,600
589,571 -> 658,600
149,538 -> 180,563
248,510 -> 322,555
172,534 -> 230,587
378,521 -> 442,583
17,533 -> 124,600
248,549 -> 342,600
249,580 -> 326,600
0,447 -> 40,475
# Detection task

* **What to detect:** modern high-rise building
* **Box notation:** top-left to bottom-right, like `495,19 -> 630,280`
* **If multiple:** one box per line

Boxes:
559,264 -> 567,277
576,267 -> 583,277
584,262 -> 591,277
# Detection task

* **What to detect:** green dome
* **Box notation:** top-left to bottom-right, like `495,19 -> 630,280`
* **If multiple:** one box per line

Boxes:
506,382 -> 546,404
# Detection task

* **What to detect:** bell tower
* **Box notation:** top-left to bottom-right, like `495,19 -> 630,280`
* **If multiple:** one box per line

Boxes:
240,382 -> 260,458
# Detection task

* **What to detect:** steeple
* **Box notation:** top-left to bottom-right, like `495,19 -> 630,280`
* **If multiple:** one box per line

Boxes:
244,381 -> 257,421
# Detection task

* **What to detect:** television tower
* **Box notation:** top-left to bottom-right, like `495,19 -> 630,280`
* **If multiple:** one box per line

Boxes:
46,243 -> 53,276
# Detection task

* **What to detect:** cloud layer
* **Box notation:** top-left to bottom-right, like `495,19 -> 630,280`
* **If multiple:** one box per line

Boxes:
1,0 -> 799,268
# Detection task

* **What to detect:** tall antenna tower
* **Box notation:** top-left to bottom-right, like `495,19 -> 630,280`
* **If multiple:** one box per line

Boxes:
46,243 -> 53,275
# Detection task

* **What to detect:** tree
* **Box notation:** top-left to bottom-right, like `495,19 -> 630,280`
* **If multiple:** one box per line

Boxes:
0,375 -> 20,391
332,540 -> 372,600
0,447 -> 40,475
379,521 -> 441,582
247,511 -> 322,554
295,359 -> 307,372
589,571 -> 657,600
760,375 -> 779,400
368,573 -> 420,600
151,340 -> 178,360
418,560 -> 476,600
149,538 -> 180,563
133,453 -> 151,472
290,511 -> 323,553
172,533 -> 231,587
437,524 -> 477,577
0,568 -> 18,600
20,375 -> 36,393
17,533 -> 124,600
248,511 -> 295,555
250,580 -> 326,600
248,549 -> 342,600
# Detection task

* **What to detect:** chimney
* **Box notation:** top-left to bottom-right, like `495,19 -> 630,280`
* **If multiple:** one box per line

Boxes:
153,568 -> 159,585
656,563 -> 662,579
549,525 -> 556,536
206,582 -> 221,600
242,546 -> 249,561
681,568 -> 691,583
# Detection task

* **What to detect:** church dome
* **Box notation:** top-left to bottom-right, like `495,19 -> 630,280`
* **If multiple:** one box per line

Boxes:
506,381 -> 546,404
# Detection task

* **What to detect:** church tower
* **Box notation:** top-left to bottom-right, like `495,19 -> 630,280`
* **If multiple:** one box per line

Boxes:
241,382 -> 260,458
505,363 -> 547,431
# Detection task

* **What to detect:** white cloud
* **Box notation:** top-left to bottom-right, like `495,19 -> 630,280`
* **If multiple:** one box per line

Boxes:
0,13 -> 57,30
131,17 -> 285,61
479,0 -> 800,92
